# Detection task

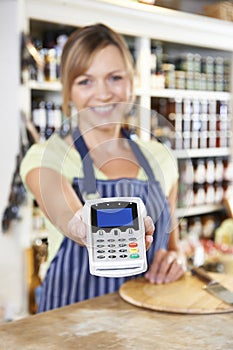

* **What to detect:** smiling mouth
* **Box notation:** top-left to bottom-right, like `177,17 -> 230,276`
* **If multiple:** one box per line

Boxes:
91,104 -> 117,114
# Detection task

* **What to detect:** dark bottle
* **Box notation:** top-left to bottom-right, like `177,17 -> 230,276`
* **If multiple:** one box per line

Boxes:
21,33 -> 31,83
53,103 -> 62,134
45,101 -> 55,139
60,115 -> 71,138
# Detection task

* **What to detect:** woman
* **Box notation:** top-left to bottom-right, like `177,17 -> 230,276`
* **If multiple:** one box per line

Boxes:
20,23 -> 186,312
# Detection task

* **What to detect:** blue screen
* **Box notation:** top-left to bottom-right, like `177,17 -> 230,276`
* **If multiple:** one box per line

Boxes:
96,208 -> 133,227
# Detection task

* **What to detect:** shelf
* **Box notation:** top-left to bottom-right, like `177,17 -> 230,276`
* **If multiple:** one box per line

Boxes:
29,81 -> 231,102
26,0 -> 233,51
28,80 -> 62,91
173,148 -> 231,159
148,89 -> 231,101
176,204 -> 224,218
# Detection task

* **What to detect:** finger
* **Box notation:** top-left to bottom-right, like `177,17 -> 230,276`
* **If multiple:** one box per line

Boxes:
145,249 -> 167,283
164,257 -> 187,283
67,210 -> 87,246
144,216 -> 154,250
144,216 -> 155,236
145,234 -> 153,250
68,220 -> 86,245
146,250 -> 179,284
154,252 -> 177,284
78,221 -> 87,245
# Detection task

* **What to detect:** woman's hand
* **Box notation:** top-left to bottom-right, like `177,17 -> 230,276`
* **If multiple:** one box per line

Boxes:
145,249 -> 187,284
67,209 -> 154,250
144,216 -> 154,250
67,208 -> 87,246
67,211 -> 154,249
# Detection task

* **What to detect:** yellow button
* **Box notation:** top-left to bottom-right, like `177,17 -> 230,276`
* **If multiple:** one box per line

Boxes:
130,248 -> 138,254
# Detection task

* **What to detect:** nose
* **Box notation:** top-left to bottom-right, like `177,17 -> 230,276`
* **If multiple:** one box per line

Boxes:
95,80 -> 112,101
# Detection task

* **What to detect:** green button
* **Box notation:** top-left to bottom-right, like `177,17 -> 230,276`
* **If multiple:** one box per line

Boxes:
130,253 -> 139,259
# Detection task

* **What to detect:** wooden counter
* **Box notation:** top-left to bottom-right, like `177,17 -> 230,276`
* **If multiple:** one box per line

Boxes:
0,292 -> 233,350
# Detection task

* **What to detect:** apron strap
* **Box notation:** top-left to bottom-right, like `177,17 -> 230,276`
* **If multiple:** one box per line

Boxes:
72,127 -> 98,201
72,126 -> 157,201
121,128 -> 156,183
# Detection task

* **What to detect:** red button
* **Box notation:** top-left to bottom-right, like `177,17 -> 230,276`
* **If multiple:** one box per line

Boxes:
129,242 -> 138,248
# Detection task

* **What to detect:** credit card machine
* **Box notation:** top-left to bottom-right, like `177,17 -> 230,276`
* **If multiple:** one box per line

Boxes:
83,197 -> 148,278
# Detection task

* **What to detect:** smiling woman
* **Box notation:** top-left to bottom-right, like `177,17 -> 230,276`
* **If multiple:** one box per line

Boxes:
20,23 -> 185,313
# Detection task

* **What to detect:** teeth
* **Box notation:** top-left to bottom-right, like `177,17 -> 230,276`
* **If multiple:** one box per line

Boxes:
92,105 -> 114,113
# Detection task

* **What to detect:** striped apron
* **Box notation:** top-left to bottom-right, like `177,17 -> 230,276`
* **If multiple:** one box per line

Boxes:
38,128 -> 171,312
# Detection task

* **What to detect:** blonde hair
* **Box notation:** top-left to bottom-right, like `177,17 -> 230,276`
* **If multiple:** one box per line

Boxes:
60,23 -> 135,117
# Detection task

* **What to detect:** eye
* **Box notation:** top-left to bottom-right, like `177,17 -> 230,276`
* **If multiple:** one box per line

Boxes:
111,75 -> 123,82
76,78 -> 90,86
73,75 -> 91,86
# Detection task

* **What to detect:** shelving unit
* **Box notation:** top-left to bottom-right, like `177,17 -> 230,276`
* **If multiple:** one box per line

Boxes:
19,0 -> 233,221
17,1 -> 233,236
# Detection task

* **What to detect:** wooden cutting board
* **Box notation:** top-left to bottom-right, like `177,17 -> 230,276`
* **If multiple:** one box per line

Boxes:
119,271 -> 233,314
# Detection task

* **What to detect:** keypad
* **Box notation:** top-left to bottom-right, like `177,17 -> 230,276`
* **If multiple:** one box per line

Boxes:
92,228 -> 143,261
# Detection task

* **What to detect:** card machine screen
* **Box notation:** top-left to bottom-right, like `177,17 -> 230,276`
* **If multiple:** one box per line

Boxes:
97,208 -> 133,227
91,201 -> 139,232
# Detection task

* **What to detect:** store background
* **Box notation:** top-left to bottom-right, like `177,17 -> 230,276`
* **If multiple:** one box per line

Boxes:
0,0 -> 232,321
0,0 -> 24,321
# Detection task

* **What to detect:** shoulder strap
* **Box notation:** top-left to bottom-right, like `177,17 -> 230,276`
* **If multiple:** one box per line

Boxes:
72,127 -> 157,201
72,127 -> 98,200
121,128 -> 156,183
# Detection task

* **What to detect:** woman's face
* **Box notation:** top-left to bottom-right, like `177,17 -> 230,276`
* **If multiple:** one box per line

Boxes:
70,45 -> 132,130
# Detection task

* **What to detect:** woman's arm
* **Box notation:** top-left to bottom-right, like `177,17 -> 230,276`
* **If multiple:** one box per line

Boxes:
26,167 -> 155,249
145,180 -> 187,284
26,167 -> 87,245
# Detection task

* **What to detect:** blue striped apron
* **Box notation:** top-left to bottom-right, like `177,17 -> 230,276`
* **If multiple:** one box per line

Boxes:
38,128 -> 171,312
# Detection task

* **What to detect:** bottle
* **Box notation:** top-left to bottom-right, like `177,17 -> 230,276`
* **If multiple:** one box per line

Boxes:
205,159 -> 215,184
55,33 -> 68,79
162,62 -> 175,89
150,48 -> 157,88
199,130 -> 208,148
191,100 -> 201,130
214,182 -> 224,203
205,183 -> 215,204
21,33 -> 32,83
32,38 -> 44,82
60,114 -> 71,138
178,159 -> 194,207
32,100 -> 47,142
215,158 -> 224,183
53,103 -> 62,134
223,159 -> 233,182
182,98 -> 192,132
45,101 -> 55,139
44,48 -> 57,82
194,159 -> 205,184
193,184 -> 205,206
154,41 -> 165,89
175,70 -> 186,90
26,246 -> 41,314
208,100 -> 217,131
27,236 -> 48,314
